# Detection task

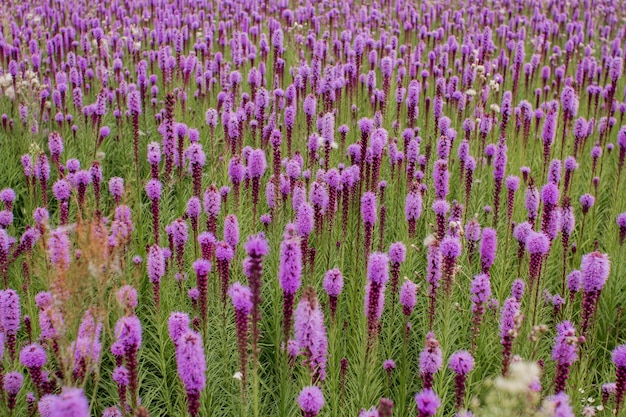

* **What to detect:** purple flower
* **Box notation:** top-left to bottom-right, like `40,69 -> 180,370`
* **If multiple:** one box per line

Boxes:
109,177 -> 124,202
526,231 -> 550,254
167,312 -> 190,345
113,315 -> 142,353
279,235 -> 303,295
224,215 -> 240,249
49,388 -> 89,417
145,179 -> 162,200
294,288 -> 328,382
3,370 -> 22,410
471,274 -> 492,307
175,330 -> 206,404
400,279 -> 418,315
449,351 -> 475,375
479,228 -> 497,273
543,393 -> 575,417
297,203 -> 314,236
612,344 -> 626,412
419,332 -> 442,389
229,282 -> 253,315
361,191 -> 377,225
248,149 -> 267,178
552,321 -> 578,392
414,388 -> 441,417
581,251 -> 610,293
298,386 -> 324,417
323,269 -> 343,297
367,253 -> 390,285
147,245 -> 165,284
511,279 -> 525,302
433,160 -> 449,199
579,193 -> 595,214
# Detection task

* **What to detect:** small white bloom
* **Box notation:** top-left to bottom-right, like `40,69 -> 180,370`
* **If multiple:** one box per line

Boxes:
233,371 -> 243,380
423,234 -> 436,247
4,86 -> 15,101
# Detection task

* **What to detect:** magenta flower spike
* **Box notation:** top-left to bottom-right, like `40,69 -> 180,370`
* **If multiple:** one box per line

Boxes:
419,332 -> 442,389
175,330 -> 206,417
415,388 -> 441,417
193,259 -> 211,325
612,344 -> 626,413
541,183 -> 559,239
449,351 -> 474,409
298,385 -> 324,417
440,236 -> 462,295
278,228 -> 303,342
405,186 -> 422,238
388,241 -> 407,308
500,297 -> 521,375
433,159 -> 449,200
432,199 -> 450,241
400,278 -> 418,317
365,252 -> 389,338
145,179 -> 162,244
580,251 -> 610,337
470,273 -> 491,350
543,393 -> 575,417
526,231 -> 550,285
294,287 -> 328,383
245,233 -> 269,361
229,282 -> 253,385
479,228 -> 497,274
147,245 -> 165,307
20,343 -> 47,396
3,371 -> 23,411
186,143 -> 206,197
0,289 -> 20,360
361,191 -> 377,260
49,387 -> 90,417
297,202 -> 314,268
168,218 -> 188,274
525,183 -> 540,227
203,184 -> 221,235
112,314 -> 142,407
248,149 -> 267,223
323,268 -> 343,322
552,321 -> 578,393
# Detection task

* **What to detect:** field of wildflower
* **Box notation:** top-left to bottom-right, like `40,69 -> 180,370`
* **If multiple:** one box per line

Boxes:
0,0 -> 625,416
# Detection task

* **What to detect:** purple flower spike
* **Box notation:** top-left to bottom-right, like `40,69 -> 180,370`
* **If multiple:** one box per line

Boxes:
175,330 -> 206,417
419,332 -> 442,389
323,268 -> 343,322
3,371 -> 23,410
580,252 -> 610,337
229,282 -> 252,385
294,287 -> 328,383
479,228 -> 497,274
552,321 -> 578,393
612,344 -> 626,412
415,388 -> 441,417
298,385 -> 324,417
400,279 -> 418,316
449,350 -> 474,408
49,387 -> 89,417
279,231 -> 303,342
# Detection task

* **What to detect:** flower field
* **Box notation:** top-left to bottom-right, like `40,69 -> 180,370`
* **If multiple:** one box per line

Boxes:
0,0 -> 625,416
